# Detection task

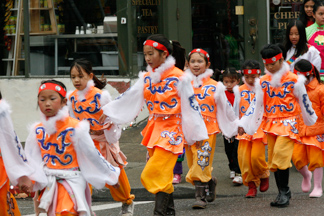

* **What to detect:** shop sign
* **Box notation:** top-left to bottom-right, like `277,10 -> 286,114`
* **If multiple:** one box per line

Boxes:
132,0 -> 161,34
269,0 -> 303,43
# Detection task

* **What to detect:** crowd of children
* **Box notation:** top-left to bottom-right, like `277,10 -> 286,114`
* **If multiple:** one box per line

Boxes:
2,1 -> 324,214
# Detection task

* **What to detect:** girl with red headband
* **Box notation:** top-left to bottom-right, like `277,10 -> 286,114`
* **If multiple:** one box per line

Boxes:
184,48 -> 239,209
291,59 -> 324,198
236,60 -> 269,198
99,34 -> 208,215
239,44 -> 317,207
67,58 -> 135,216
0,91 -> 47,216
25,80 -> 120,215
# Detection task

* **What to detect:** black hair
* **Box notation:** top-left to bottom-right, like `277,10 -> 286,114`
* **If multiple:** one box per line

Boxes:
299,0 -> 315,27
241,59 -> 261,70
69,58 -> 106,89
260,44 -> 284,60
0,91 -> 2,100
294,59 -> 323,84
313,0 -> 324,14
188,49 -> 209,66
284,20 -> 308,57
221,67 -> 241,81
146,34 -> 186,70
39,80 -> 67,100
172,41 -> 186,70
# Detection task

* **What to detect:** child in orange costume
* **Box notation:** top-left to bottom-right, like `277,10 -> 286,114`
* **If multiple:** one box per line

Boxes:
0,92 -> 47,216
185,48 -> 239,208
100,34 -> 208,215
239,44 -> 317,207
235,60 -> 269,198
292,59 -> 324,198
67,58 -> 135,215
25,80 -> 120,215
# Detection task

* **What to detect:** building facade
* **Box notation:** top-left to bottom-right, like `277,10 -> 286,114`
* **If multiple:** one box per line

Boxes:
0,0 -> 304,139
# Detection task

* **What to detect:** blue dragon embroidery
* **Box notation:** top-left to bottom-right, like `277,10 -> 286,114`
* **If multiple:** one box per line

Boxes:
36,127 -> 75,166
71,93 -> 101,114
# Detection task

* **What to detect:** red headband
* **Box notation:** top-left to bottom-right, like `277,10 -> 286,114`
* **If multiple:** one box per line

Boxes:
262,53 -> 283,64
188,48 -> 210,61
242,69 -> 261,75
293,65 -> 314,76
143,40 -> 169,56
38,83 -> 67,97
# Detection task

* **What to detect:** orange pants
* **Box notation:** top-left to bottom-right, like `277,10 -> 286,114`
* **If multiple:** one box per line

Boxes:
106,168 -> 135,204
292,144 -> 324,171
141,147 -> 178,194
0,180 -> 21,216
185,134 -> 217,185
238,139 -> 269,187
267,134 -> 295,172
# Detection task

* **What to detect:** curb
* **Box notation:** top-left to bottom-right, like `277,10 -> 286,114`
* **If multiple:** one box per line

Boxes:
92,186 -> 195,202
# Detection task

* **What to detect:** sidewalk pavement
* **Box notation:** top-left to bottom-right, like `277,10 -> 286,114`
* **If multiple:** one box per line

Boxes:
92,120 -> 305,202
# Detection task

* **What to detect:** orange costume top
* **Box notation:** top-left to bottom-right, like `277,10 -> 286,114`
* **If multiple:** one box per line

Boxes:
68,81 -> 126,167
298,78 -> 324,149
239,63 -> 317,138
236,84 -> 265,142
25,107 -> 120,214
69,85 -> 104,131
35,116 -> 80,170
102,56 -> 209,154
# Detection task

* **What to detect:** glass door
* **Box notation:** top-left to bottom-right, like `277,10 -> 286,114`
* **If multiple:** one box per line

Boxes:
191,0 -> 244,80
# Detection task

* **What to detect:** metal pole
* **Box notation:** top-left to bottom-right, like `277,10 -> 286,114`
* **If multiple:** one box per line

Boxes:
23,0 -> 30,77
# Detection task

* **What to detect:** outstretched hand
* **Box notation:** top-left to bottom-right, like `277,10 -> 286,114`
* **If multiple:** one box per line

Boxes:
238,127 -> 245,136
18,176 -> 33,194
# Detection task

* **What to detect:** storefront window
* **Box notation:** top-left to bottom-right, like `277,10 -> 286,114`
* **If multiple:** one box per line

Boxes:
191,0 -> 244,80
132,0 -> 162,70
1,0 -> 118,76
269,0 -> 303,44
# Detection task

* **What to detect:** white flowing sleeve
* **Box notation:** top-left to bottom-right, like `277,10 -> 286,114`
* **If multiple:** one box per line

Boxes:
232,85 -> 241,117
177,73 -> 208,145
72,120 -> 120,189
238,78 -> 264,135
0,101 -> 47,190
22,123 -> 48,191
307,46 -> 322,72
293,75 -> 317,126
66,91 -> 76,119
100,90 -> 113,106
102,72 -> 146,125
100,90 -> 122,143
215,82 -> 239,138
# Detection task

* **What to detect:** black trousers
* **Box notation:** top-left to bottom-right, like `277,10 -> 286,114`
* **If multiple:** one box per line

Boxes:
223,136 -> 241,174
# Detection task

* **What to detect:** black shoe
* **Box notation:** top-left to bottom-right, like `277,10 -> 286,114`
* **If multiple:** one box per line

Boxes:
166,193 -> 175,215
154,192 -> 170,215
206,177 -> 217,202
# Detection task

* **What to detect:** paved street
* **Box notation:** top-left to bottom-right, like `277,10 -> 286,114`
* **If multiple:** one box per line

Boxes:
15,121 -> 324,215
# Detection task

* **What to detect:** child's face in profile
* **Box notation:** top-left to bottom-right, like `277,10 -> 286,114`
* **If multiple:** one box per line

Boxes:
223,77 -> 239,92
264,59 -> 283,74
38,90 -> 66,117
244,73 -> 260,86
